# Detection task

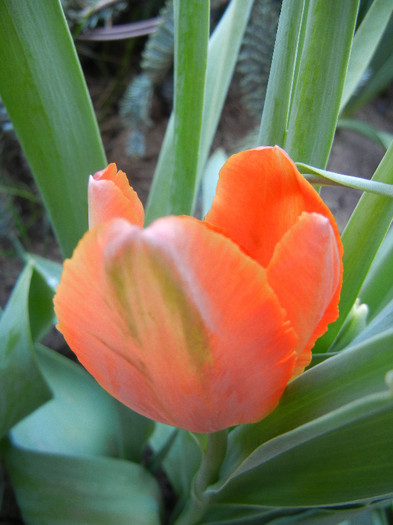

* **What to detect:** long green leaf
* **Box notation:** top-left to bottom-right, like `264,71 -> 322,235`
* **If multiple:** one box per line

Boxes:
0,264 -> 51,439
298,162 -> 393,197
145,0 -> 253,223
284,0 -> 359,166
0,0 -> 106,257
171,0 -> 209,215
340,0 -> 393,111
213,391 -> 393,507
221,329 -> 393,480
2,441 -> 161,525
314,141 -> 393,351
258,0 -> 305,147
207,333 -> 393,507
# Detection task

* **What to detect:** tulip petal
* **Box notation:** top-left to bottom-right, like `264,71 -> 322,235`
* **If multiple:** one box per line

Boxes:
54,216 -> 298,432
266,212 -> 342,376
88,163 -> 144,229
205,146 -> 342,268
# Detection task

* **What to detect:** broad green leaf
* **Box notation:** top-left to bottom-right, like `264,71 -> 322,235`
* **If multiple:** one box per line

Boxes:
220,329 -> 393,479
284,0 -> 359,167
315,140 -> 393,352
145,0 -> 253,223
340,0 -> 393,111
171,0 -> 209,215
2,441 -> 161,525
211,390 -> 393,507
0,0 -> 106,257
298,163 -> 393,197
0,264 -> 51,439
10,345 -> 153,461
258,0 -> 305,147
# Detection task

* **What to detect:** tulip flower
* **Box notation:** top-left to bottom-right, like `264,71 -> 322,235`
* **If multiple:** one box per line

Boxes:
54,147 -> 342,433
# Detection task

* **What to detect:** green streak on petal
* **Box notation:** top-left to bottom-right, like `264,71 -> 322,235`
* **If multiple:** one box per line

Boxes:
106,239 -> 212,373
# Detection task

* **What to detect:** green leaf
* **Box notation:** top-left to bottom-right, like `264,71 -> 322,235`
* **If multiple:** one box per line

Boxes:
298,162 -> 393,197
202,501 -> 387,525
212,390 -> 393,507
315,140 -> 393,352
0,0 -> 106,257
258,0 -> 305,147
150,424 -> 201,505
220,329 -> 393,482
201,149 -> 227,218
27,267 -> 56,343
359,226 -> 393,319
340,0 -> 393,111
10,345 -> 153,461
145,0 -> 253,223
343,11 -> 393,115
170,0 -> 209,215
348,300 -> 393,349
284,0 -> 359,166
2,441 -> 161,525
339,118 -> 393,150
26,254 -> 62,293
0,264 -> 51,439
195,0 -> 253,191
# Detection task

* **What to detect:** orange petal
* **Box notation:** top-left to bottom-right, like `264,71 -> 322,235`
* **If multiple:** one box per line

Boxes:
266,212 -> 342,376
88,163 -> 144,229
54,216 -> 298,432
205,146 -> 342,268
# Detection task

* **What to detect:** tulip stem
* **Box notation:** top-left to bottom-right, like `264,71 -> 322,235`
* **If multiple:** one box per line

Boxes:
174,429 -> 227,525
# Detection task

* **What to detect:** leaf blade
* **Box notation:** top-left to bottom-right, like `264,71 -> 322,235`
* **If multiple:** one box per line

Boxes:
0,0 -> 107,256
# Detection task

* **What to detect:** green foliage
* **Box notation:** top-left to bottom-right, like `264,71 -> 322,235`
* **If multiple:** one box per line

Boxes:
3,442 -> 161,524
0,263 -> 52,440
3,0 -> 393,523
0,0 -> 107,257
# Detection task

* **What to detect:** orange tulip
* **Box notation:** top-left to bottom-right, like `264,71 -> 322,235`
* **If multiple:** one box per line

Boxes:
54,147 -> 342,433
